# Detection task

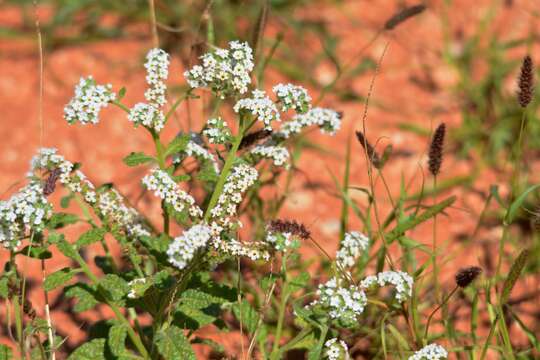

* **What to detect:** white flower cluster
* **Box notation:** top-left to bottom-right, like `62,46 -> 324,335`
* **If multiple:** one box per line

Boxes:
30,148 -> 97,203
212,238 -> 270,261
324,338 -> 350,360
210,164 -> 258,231
250,145 -> 290,168
311,277 -> 367,327
142,169 -> 203,219
127,278 -> 148,299
97,189 -> 151,238
234,90 -> 280,130
64,76 -> 115,125
272,83 -> 311,114
144,48 -> 169,107
360,271 -> 414,303
264,230 -> 300,252
336,231 -> 369,268
408,344 -> 448,360
279,107 -> 341,138
0,182 -> 52,250
29,148 -> 149,238
183,140 -> 220,173
184,41 -> 254,97
128,103 -> 165,132
203,117 -> 231,144
167,223 -> 212,270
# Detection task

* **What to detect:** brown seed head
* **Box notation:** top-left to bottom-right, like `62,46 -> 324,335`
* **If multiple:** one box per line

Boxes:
428,123 -> 446,176
455,266 -> 482,288
518,55 -> 534,108
268,219 -> 310,240
384,4 -> 426,30
355,131 -> 382,169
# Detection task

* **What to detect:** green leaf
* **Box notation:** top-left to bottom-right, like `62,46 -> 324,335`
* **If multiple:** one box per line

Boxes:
0,344 -> 12,360
232,300 -> 259,334
505,184 -> 540,224
67,338 -> 106,360
65,283 -> 99,312
98,274 -> 129,305
56,238 -> 78,259
164,134 -> 190,157
60,194 -> 74,208
123,152 -> 155,167
386,196 -> 456,243
47,231 -> 65,244
77,228 -> 106,247
155,325 -> 196,360
108,323 -> 127,356
117,87 -> 126,100
18,245 -> 52,259
48,212 -> 79,229
44,268 -> 75,291
501,248 -> 530,305
287,271 -> 310,295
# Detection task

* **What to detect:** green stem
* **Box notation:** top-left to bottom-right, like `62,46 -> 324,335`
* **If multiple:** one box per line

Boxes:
423,286 -> 458,342
203,117 -> 245,221
71,249 -> 150,358
270,256 -> 289,360
432,176 -> 440,303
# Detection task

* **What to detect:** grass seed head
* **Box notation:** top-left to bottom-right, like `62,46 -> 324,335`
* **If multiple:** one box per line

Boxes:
355,131 -> 382,169
428,123 -> 446,176
518,55 -> 534,108
455,266 -> 482,288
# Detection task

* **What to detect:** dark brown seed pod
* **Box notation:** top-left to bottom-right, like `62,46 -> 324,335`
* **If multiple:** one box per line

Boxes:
268,219 -> 310,240
239,129 -> 272,150
428,123 -> 446,176
384,4 -> 426,30
355,131 -> 382,169
43,168 -> 62,196
518,55 -> 534,108
455,266 -> 482,288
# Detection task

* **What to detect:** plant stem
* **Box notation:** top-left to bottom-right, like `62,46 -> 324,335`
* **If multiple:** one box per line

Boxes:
71,249 -> 150,358
432,176 -> 440,303
423,286 -> 458,341
270,256 -> 289,360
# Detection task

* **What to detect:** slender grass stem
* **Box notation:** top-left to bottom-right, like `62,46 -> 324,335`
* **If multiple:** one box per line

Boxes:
432,176 -> 440,303
423,286 -> 458,342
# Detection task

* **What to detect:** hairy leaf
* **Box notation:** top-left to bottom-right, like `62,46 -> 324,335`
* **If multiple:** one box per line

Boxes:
501,248 -> 530,304
44,268 -> 75,291
155,325 -> 196,360
67,338 -> 107,360
77,228 -> 106,247
108,323 -> 127,356
123,152 -> 155,167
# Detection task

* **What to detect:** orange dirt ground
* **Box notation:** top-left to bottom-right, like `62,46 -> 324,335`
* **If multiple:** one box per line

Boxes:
0,1 -> 539,358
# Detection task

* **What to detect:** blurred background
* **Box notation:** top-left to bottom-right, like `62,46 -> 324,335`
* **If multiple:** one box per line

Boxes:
0,0 -> 539,357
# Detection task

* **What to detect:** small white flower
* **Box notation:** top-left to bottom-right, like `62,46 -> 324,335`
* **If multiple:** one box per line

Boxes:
250,145 -> 289,168
0,182 -> 53,250
127,278 -> 148,299
167,224 -> 213,270
203,117 -> 231,144
336,231 -> 369,268
360,270 -> 414,303
279,107 -> 341,138
210,164 -> 258,231
309,276 -> 367,327
234,90 -> 280,130
128,103 -> 165,132
174,140 -> 220,174
142,169 -> 203,219
64,76 -> 115,125
184,41 -> 254,97
408,344 -> 448,360
212,237 -> 270,261
324,338 -> 350,360
144,48 -> 170,107
272,83 -> 311,114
